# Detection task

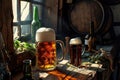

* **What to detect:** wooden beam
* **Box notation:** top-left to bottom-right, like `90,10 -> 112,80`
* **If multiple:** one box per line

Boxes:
0,0 -> 14,54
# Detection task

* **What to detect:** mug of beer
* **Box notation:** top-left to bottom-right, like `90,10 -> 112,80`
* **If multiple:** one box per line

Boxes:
69,37 -> 85,67
35,27 -> 65,71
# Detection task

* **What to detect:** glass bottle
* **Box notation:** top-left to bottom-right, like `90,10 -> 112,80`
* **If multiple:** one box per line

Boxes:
90,21 -> 96,49
20,59 -> 34,80
0,32 -> 11,80
31,6 -> 41,43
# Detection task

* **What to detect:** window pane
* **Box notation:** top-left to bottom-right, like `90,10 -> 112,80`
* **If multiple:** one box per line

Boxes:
13,25 -> 31,40
21,24 -> 31,36
32,0 -> 43,20
21,1 -> 31,21
13,26 -> 19,39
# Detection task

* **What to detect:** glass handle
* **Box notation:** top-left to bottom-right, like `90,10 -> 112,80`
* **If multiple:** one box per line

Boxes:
56,40 -> 65,62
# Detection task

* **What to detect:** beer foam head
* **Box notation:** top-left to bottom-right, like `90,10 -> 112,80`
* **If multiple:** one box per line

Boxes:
36,27 -> 55,42
69,37 -> 82,45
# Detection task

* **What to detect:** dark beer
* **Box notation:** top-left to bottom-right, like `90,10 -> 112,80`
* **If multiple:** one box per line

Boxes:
69,37 -> 82,66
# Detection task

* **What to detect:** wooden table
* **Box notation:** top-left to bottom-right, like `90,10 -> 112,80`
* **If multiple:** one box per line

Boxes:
12,60 -> 100,80
12,45 -> 112,80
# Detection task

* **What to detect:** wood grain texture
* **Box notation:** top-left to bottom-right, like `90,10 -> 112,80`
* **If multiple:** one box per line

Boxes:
70,0 -> 104,33
0,0 -> 14,54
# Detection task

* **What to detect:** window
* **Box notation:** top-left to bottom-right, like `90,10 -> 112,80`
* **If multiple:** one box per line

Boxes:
12,0 -> 43,41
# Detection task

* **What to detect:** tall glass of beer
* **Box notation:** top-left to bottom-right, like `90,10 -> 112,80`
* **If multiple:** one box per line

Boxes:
69,37 -> 85,66
35,27 -> 65,71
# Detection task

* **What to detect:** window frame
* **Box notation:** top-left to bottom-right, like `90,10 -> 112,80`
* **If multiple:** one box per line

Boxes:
13,0 -> 44,40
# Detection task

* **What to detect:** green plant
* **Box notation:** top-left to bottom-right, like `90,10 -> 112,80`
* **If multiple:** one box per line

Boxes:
14,40 -> 36,54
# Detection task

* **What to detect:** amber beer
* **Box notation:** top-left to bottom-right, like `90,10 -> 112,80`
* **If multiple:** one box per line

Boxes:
35,27 -> 64,71
69,37 -> 83,66
36,41 -> 56,71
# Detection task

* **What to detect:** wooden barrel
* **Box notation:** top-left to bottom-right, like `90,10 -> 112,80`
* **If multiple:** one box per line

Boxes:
97,5 -> 113,36
68,0 -> 113,36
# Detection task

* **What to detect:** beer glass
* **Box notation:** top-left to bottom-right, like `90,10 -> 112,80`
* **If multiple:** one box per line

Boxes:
69,37 -> 85,66
35,27 -> 65,71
